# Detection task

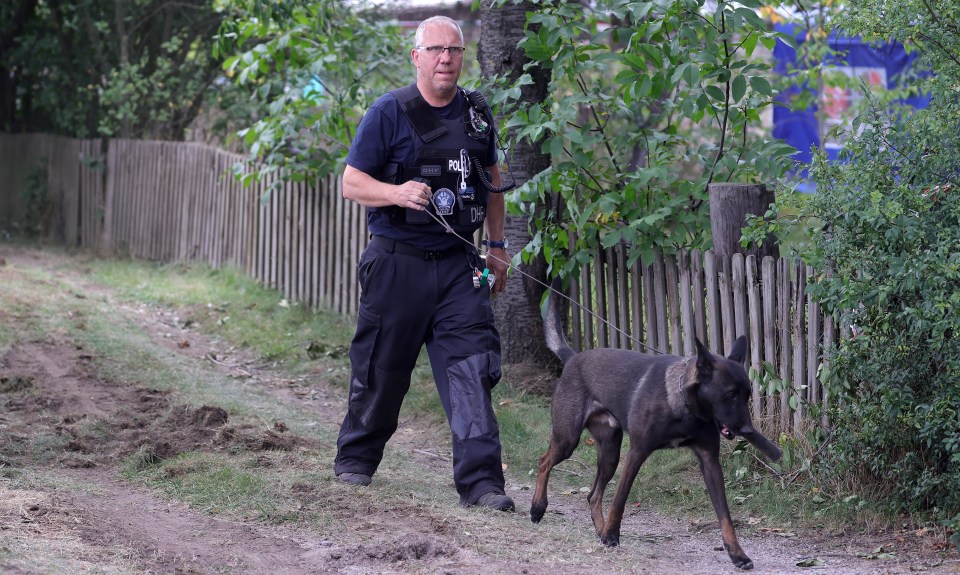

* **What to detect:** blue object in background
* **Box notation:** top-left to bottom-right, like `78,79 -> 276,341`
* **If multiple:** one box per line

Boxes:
772,23 -> 930,190
302,75 -> 325,102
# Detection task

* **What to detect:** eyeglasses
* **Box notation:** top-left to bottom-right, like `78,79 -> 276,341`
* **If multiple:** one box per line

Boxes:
416,45 -> 466,57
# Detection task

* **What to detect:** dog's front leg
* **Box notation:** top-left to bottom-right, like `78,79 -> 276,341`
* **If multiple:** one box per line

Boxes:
598,444 -> 651,547
691,444 -> 754,570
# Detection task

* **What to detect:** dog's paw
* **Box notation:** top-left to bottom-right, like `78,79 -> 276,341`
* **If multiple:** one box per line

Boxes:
529,504 -> 546,524
732,555 -> 754,570
600,533 -> 620,547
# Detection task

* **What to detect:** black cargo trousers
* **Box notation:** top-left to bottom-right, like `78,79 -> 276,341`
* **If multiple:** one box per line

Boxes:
333,235 -> 506,505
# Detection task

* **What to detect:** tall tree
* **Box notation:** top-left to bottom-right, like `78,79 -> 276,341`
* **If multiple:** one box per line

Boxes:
0,0 -> 225,139
478,1 -> 553,366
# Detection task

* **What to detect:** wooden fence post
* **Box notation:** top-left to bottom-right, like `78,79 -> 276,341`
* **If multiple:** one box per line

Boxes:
708,183 -> 779,260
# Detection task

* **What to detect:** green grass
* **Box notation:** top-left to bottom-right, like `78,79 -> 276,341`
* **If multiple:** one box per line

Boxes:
125,451 -> 293,521
76,255 -> 656,522
0,319 -> 13,348
87,259 -> 355,375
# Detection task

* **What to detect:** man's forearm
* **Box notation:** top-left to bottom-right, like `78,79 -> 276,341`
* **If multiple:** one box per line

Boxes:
342,164 -> 432,211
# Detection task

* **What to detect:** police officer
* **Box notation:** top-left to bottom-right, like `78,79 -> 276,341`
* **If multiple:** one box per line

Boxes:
333,15 -> 513,512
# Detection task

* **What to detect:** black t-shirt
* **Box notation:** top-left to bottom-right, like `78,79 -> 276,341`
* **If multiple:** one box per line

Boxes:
345,88 -> 497,249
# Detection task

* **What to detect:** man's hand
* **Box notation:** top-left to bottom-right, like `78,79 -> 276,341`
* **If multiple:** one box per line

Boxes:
394,179 -> 433,210
486,247 -> 509,294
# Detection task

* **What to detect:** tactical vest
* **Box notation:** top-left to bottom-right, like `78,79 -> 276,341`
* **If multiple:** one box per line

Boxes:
381,84 -> 493,236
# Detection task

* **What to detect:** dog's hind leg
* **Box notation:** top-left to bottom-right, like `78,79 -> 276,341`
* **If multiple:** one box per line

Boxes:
530,435 -> 580,524
598,442 -> 652,547
690,443 -> 754,570
532,387 -> 589,524
586,416 -> 623,535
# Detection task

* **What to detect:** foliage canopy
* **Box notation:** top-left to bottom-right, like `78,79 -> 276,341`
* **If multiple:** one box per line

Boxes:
214,0 -> 796,259
0,0 -> 225,139
214,0 -> 411,191
488,0 -> 796,275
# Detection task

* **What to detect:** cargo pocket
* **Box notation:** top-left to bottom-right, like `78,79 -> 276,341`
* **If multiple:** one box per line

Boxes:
448,352 -> 500,440
348,306 -> 381,406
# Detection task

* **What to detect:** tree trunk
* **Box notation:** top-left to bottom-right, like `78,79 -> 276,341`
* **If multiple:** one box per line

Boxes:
478,2 -> 553,366
708,183 -> 779,260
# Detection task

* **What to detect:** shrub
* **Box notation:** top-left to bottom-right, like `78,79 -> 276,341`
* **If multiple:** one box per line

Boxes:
801,98 -> 960,538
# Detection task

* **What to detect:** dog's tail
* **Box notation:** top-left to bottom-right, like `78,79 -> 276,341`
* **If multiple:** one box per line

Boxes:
543,276 -> 576,365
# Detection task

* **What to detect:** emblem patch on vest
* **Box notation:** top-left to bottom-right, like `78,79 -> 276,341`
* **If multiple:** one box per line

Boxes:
433,188 -> 456,216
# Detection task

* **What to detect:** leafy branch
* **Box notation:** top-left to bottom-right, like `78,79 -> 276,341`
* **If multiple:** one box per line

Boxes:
493,0 -> 796,277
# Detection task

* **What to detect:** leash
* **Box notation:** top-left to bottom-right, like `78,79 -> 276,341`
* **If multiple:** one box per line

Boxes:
418,201 -> 664,355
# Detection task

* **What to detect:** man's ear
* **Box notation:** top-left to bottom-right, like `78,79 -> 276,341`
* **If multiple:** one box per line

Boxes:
728,335 -> 747,364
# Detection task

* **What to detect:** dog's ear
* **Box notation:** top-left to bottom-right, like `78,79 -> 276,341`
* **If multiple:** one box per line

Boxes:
728,335 -> 747,364
694,337 -> 714,378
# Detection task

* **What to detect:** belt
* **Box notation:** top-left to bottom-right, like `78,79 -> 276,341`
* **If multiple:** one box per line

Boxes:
369,236 -> 466,261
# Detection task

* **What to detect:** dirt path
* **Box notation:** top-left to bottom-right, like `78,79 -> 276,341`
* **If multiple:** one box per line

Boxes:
1,246 -> 958,575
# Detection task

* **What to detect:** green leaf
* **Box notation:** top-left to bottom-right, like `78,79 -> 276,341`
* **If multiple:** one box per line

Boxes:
749,75 -> 773,96
671,62 -> 690,85
732,74 -> 747,103
705,85 -> 726,101
640,44 -> 664,69
741,33 -> 759,58
772,31 -> 798,50
734,7 -> 766,29
601,228 -> 623,248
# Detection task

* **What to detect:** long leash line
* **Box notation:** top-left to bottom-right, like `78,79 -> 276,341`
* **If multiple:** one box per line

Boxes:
419,201 -> 664,355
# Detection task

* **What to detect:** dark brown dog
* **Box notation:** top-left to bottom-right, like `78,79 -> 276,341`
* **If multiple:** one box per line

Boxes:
531,279 -> 782,570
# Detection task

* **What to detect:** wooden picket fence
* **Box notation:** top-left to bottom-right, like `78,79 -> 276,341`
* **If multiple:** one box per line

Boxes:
0,133 -> 836,433
0,134 -> 103,247
0,133 -> 366,315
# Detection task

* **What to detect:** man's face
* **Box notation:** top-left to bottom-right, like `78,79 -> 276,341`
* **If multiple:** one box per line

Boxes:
413,23 -> 464,104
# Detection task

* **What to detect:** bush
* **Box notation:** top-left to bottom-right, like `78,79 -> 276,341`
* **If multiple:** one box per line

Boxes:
801,99 -> 960,536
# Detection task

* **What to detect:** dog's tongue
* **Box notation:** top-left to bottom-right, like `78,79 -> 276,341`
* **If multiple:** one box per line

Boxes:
720,424 -> 734,439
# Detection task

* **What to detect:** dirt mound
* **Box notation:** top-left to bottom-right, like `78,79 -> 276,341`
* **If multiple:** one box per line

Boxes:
328,533 -> 457,571
0,341 -> 314,471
